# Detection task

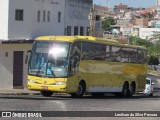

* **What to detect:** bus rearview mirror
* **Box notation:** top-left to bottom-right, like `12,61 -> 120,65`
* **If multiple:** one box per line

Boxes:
25,50 -> 31,64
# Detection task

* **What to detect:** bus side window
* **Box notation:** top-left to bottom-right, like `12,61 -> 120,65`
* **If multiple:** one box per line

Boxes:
129,48 -> 137,63
70,41 -> 81,75
137,49 -> 143,64
82,42 -> 93,60
93,43 -> 106,60
105,45 -> 111,61
110,46 -> 121,62
121,47 -> 129,63
143,50 -> 147,64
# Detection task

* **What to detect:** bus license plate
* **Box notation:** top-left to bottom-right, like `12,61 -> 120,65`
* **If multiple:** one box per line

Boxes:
41,86 -> 48,90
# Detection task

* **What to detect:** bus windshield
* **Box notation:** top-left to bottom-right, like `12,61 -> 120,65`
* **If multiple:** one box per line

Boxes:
29,41 -> 70,78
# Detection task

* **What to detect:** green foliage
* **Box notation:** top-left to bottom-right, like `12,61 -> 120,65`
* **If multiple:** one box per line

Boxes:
128,36 -> 160,64
128,36 -> 153,48
148,56 -> 159,65
151,32 -> 160,41
148,45 -> 160,58
102,17 -> 115,31
148,33 -> 160,59
141,13 -> 154,19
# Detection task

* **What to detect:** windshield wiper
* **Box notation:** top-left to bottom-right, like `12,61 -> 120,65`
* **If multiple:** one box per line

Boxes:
36,63 -> 45,76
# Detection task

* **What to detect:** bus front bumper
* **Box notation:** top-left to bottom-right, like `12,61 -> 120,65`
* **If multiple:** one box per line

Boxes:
28,82 -> 67,92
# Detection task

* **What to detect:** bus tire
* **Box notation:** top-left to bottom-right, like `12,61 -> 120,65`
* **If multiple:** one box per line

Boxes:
121,82 -> 129,97
41,91 -> 53,97
128,83 -> 135,97
71,81 -> 86,98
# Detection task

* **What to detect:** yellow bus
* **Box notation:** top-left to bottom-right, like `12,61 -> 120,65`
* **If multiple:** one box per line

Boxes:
27,36 -> 147,97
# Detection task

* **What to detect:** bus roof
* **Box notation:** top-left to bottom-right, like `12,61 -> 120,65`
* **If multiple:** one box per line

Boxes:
35,36 -> 146,50
36,36 -> 118,43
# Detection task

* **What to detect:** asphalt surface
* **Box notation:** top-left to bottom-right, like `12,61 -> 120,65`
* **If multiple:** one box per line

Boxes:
0,94 -> 160,120
0,73 -> 159,120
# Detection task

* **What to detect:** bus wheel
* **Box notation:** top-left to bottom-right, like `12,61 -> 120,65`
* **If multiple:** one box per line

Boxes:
41,91 -> 53,97
128,83 -> 135,97
71,81 -> 86,98
121,83 -> 129,97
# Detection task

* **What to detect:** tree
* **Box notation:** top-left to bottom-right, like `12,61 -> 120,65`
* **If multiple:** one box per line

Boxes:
150,32 -> 160,44
148,45 -> 160,58
102,17 -> 115,31
128,36 -> 153,48
148,56 -> 159,65
128,36 -> 160,64
148,33 -> 160,58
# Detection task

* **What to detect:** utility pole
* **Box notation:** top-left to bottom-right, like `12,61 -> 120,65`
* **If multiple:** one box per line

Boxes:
89,7 -> 95,36
106,0 -> 110,15
106,0 -> 109,9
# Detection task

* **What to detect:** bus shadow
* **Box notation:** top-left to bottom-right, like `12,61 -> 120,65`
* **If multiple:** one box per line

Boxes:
84,95 -> 160,100
0,94 -> 160,100
55,93 -> 160,100
0,94 -> 71,101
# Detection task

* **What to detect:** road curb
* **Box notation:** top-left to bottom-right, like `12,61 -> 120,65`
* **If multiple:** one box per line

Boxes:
0,93 -> 41,95
0,92 -> 69,96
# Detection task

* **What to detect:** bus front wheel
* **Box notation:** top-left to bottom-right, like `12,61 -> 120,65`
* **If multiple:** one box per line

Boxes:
41,91 -> 53,97
71,81 -> 86,98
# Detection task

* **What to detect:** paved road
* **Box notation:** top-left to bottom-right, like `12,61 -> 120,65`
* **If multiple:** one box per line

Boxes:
0,94 -> 160,120
0,74 -> 159,120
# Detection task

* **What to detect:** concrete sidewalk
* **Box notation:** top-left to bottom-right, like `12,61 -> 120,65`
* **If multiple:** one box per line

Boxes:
0,88 -> 40,95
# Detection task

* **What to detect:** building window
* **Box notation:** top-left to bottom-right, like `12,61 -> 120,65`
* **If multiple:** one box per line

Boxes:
74,26 -> 78,35
47,11 -> 50,22
67,26 -> 71,36
15,9 -> 23,21
43,10 -> 46,22
37,10 -> 40,22
58,12 -> 61,23
80,26 -> 84,36
86,27 -> 90,36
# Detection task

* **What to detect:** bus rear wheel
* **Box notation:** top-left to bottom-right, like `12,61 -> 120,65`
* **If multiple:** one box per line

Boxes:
71,81 -> 86,98
121,83 -> 130,97
41,91 -> 53,97
128,83 -> 135,97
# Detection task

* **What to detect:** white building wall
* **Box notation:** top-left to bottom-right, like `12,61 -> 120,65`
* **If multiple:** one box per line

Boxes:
0,0 -> 92,89
0,0 -> 9,39
139,28 -> 160,40
0,44 -> 32,88
1,0 -> 92,40
64,0 -> 92,35
8,0 -> 65,40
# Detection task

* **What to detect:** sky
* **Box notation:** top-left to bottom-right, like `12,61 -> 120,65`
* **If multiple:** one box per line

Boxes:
93,0 -> 156,8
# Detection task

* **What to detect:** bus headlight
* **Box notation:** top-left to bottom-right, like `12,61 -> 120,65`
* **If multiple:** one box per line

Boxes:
55,82 -> 66,85
28,80 -> 36,83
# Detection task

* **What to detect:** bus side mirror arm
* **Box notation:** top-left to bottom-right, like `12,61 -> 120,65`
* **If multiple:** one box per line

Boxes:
25,50 -> 31,64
